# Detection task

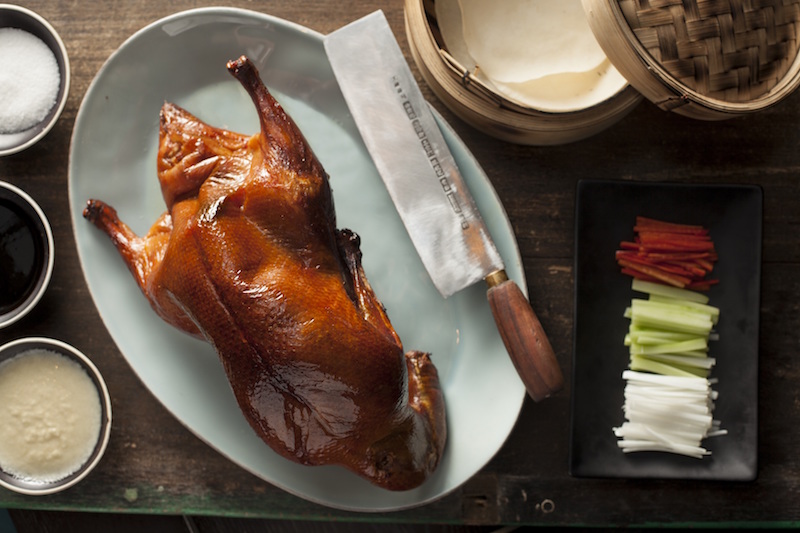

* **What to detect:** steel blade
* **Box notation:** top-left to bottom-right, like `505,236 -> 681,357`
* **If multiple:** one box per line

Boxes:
324,10 -> 503,297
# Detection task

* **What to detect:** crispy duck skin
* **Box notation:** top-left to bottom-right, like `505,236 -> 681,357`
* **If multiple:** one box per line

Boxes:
83,56 -> 446,491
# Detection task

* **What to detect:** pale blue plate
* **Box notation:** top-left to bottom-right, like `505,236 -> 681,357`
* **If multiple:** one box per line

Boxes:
68,7 -> 526,512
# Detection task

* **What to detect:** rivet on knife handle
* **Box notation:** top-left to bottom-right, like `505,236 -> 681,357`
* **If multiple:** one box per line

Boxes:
486,270 -> 564,402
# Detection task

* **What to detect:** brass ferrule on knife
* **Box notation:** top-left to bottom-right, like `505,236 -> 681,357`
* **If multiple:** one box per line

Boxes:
485,269 -> 509,288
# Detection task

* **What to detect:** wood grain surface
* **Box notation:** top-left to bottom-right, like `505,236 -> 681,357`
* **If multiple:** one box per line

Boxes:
1,0 -> 799,530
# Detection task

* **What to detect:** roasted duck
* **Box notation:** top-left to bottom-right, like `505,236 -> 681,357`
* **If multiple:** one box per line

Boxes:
83,56 -> 446,491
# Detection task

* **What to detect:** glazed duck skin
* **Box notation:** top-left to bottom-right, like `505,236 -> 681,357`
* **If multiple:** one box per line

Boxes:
83,56 -> 446,491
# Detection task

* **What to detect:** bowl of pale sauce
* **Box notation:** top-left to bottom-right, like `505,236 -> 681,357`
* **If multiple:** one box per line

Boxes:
0,180 -> 54,329
0,337 -> 111,495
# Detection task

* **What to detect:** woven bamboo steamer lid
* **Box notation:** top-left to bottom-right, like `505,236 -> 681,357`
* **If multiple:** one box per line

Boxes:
403,0 -> 644,145
583,0 -> 800,119
405,0 -> 800,145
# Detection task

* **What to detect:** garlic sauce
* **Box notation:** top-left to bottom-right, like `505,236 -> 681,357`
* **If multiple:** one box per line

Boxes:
0,349 -> 101,482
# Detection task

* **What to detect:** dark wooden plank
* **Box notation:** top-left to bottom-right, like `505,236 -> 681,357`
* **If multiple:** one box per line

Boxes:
8,510 -> 509,533
8,510 -> 189,533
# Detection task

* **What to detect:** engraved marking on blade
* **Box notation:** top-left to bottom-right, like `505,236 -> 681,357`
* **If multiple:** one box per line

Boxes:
393,75 -> 470,230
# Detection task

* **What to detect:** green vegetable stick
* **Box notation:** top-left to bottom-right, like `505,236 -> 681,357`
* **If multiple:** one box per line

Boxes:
632,278 -> 710,304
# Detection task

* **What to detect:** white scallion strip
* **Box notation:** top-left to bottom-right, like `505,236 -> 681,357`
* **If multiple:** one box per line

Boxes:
615,279 -> 725,458
622,369 -> 709,389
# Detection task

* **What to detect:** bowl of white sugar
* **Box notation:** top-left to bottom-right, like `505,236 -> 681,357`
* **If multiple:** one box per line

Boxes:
0,337 -> 112,495
0,4 -> 70,156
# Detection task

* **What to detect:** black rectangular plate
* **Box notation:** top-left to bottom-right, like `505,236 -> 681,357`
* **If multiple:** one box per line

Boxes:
569,179 -> 762,480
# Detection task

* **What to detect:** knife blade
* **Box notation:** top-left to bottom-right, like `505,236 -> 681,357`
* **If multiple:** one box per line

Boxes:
324,10 -> 563,401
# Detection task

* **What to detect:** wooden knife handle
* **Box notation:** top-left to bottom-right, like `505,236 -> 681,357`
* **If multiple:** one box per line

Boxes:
486,271 -> 564,402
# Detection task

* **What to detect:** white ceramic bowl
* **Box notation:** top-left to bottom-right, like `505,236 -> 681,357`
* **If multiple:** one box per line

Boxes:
0,337 -> 112,495
0,4 -> 70,156
0,180 -> 54,328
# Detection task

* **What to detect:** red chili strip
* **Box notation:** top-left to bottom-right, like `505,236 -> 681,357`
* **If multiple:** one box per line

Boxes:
637,231 -> 712,244
620,267 -> 660,282
618,253 -> 696,277
617,258 -> 691,288
696,258 -> 716,271
664,261 -> 708,278
638,240 -> 716,252
687,279 -> 720,291
644,252 -> 714,261
634,217 -> 709,235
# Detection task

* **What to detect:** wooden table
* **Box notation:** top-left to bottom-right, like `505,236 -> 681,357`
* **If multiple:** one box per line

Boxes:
2,1 -> 800,530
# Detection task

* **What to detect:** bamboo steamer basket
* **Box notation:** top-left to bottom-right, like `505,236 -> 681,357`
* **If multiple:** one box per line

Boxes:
404,0 -> 800,145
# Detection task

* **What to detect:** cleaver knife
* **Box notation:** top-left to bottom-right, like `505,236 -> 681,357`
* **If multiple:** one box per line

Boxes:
324,11 -> 563,401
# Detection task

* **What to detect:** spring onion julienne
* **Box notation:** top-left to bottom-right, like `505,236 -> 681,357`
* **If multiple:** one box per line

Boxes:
613,277 -> 728,459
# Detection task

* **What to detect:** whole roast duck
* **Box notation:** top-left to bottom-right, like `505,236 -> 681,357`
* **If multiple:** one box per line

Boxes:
83,56 -> 446,491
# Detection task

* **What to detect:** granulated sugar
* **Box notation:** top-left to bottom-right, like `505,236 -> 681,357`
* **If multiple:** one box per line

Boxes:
0,28 -> 61,134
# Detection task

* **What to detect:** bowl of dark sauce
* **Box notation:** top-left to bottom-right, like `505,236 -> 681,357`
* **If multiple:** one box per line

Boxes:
0,181 -> 54,328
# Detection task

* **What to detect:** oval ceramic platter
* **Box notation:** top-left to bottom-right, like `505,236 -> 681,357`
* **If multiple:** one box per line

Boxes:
68,8 -> 526,512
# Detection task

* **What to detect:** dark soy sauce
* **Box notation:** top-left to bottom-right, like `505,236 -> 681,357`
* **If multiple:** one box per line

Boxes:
0,198 -> 44,315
